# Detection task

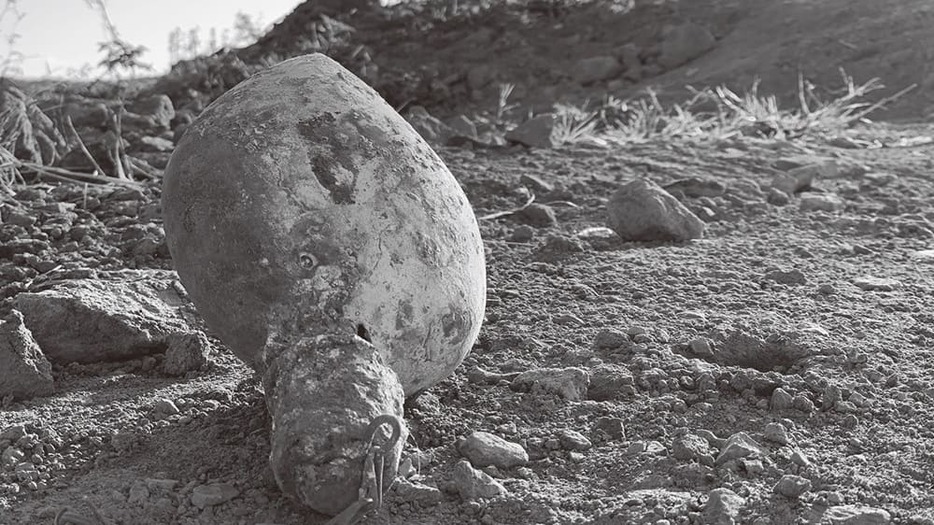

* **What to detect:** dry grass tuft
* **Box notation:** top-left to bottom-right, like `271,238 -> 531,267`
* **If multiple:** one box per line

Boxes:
548,69 -> 915,147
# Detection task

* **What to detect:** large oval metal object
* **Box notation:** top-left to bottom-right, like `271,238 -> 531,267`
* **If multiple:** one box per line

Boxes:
162,54 -> 486,397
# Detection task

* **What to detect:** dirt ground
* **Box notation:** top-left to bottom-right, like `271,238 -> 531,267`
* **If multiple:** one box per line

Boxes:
2,1 -> 934,524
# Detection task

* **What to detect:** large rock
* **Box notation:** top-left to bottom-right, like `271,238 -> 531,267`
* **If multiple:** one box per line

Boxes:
0,310 -> 53,400
659,22 -> 716,69
606,179 -> 705,242
13,270 -> 198,363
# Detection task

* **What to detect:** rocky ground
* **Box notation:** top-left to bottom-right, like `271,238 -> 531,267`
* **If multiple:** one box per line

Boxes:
2,1 -> 934,524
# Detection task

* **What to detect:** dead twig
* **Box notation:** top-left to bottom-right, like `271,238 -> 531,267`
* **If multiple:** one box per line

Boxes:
478,194 -> 535,221
64,115 -> 107,177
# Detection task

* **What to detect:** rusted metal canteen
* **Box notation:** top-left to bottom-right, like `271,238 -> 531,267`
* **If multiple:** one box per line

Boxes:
162,53 -> 486,517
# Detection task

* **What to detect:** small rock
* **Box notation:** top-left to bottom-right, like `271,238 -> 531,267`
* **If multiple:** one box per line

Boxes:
762,422 -> 789,445
505,114 -> 558,149
594,329 -> 630,350
1,446 -> 24,468
572,55 -> 622,84
127,94 -> 175,131
769,388 -> 794,412
764,268 -> 807,285
853,276 -> 900,292
704,488 -> 745,525
588,364 -> 634,401
163,331 -> 211,376
0,425 -> 26,442
672,433 -> 711,461
767,188 -> 791,206
508,225 -> 535,243
824,505 -> 891,524
662,177 -> 726,198
191,482 -> 239,509
626,441 -> 647,454
606,178 -> 705,242
790,449 -> 811,467
458,431 -> 529,469
393,478 -> 443,505
716,432 -> 765,466
511,367 -> 590,400
793,394 -> 816,413
774,474 -> 811,498
0,310 -> 53,400
659,22 -> 716,68
515,203 -> 557,228
152,398 -> 179,415
688,337 -> 715,358
557,429 -> 592,451
799,194 -> 845,212
772,162 -> 837,194
450,460 -> 506,501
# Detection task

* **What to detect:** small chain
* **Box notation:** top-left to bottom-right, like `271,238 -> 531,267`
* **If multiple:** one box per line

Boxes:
324,414 -> 404,525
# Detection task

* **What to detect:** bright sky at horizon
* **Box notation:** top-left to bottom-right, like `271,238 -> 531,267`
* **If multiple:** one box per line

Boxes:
4,0 -> 300,79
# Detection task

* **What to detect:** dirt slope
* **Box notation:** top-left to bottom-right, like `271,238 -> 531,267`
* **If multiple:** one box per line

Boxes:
238,0 -> 934,121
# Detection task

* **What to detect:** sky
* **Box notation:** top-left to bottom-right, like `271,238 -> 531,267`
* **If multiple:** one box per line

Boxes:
4,0 -> 301,78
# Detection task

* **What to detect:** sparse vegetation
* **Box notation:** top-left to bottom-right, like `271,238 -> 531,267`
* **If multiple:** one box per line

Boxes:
548,70 -> 915,146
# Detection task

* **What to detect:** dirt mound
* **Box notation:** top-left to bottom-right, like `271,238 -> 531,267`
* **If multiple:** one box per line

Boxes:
234,0 -> 932,122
